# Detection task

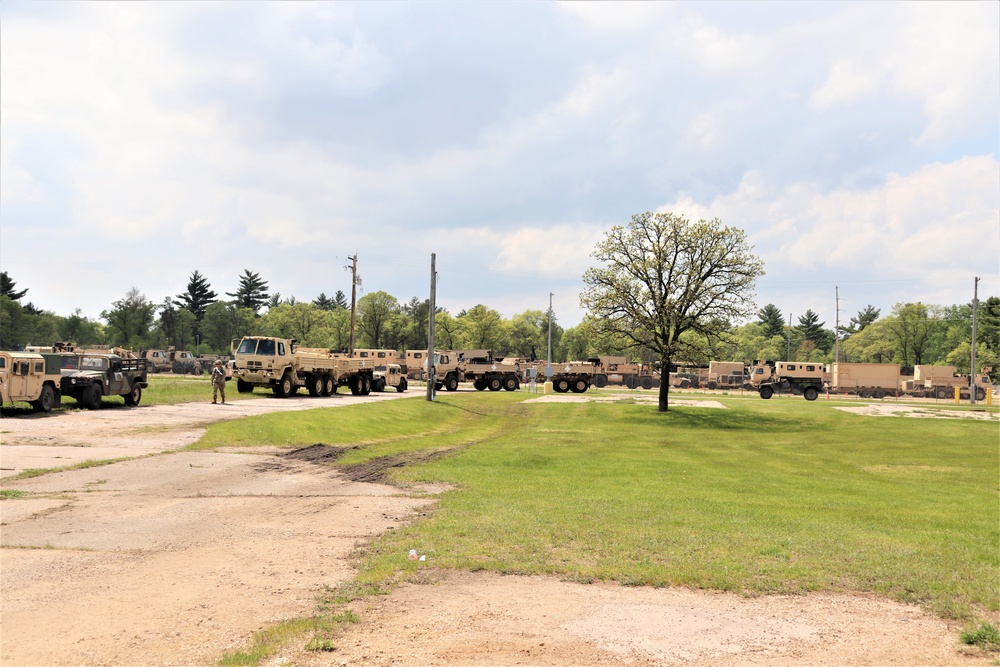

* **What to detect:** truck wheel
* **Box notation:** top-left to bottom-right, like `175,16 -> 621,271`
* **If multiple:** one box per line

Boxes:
759,386 -> 774,400
874,390 -> 885,399
487,377 -> 502,392
322,376 -> 335,396
571,379 -> 588,393
679,379 -> 690,389
374,377 -> 386,392
362,374 -> 372,396
976,387 -> 986,401
397,378 -> 407,393
503,375 -> 518,391
706,381 -> 717,391
653,379 -> 661,388
308,376 -> 324,397
553,378 -> 570,393
625,376 -> 638,389
594,374 -> 608,388
473,380 -> 487,391
237,379 -> 254,394
83,384 -> 103,410
445,376 -> 459,392
123,382 -> 142,407
32,385 -> 57,413
935,387 -> 947,399
641,377 -> 653,390
803,386 -> 819,401
274,374 -> 293,398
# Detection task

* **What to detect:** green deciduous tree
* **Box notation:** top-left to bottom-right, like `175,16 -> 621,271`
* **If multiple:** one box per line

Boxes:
226,270 -> 270,314
458,304 -> 507,351
581,211 -> 764,411
59,309 -> 105,346
201,301 -> 257,353
885,302 -> 939,366
357,291 -> 401,349
101,288 -> 157,348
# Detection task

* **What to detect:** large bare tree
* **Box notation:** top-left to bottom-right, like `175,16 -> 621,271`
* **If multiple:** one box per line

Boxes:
581,211 -> 764,412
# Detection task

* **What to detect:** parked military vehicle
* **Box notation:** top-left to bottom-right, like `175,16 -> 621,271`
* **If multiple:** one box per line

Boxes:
705,361 -> 751,390
829,363 -> 900,399
404,350 -> 427,380
749,360 -> 827,401
424,350 -> 521,392
0,351 -> 62,412
50,351 -> 148,409
232,336 -> 375,397
141,347 -> 201,374
353,349 -> 408,392
587,355 -> 660,389
903,365 -> 989,400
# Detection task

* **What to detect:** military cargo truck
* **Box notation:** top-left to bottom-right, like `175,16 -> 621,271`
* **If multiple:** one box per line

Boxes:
904,365 -> 989,400
828,363 -> 899,398
353,349 -> 408,392
749,360 -> 828,401
587,355 -> 660,389
52,352 -> 148,409
0,351 -> 62,412
232,336 -> 375,397
706,361 -> 750,390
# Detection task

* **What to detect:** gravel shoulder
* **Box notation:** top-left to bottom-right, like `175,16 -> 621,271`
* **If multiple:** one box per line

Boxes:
0,392 -> 993,666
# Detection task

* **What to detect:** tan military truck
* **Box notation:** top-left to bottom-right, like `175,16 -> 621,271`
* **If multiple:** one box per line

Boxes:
749,360 -> 828,401
425,350 -> 520,392
828,363 -> 900,398
353,349 -> 408,392
404,350 -> 427,380
588,355 -> 660,389
706,361 -> 750,390
903,365 -> 989,400
232,336 -> 375,397
0,351 -> 62,412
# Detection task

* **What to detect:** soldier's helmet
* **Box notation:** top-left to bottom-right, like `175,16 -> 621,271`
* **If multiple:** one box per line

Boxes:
214,360 -> 222,367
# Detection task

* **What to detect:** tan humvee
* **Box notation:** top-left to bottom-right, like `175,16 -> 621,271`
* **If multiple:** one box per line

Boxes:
0,351 -> 62,412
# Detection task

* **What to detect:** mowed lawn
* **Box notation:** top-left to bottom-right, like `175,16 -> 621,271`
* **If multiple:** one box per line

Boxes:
197,391 -> 999,620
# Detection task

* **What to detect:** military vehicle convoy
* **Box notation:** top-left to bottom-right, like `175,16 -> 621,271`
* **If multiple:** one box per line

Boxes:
142,347 -> 202,374
750,360 -> 991,401
587,355 -> 659,389
0,351 -> 62,412
232,336 -> 376,397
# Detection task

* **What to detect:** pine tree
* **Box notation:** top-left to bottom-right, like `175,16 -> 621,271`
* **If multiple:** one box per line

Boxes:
226,270 -> 270,314
796,309 -> 826,343
757,304 -> 784,339
176,270 -> 218,321
334,290 -> 348,310
313,293 -> 335,311
1,271 -> 28,300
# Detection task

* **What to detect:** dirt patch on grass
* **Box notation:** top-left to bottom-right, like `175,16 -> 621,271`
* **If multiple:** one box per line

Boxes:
836,404 -> 999,420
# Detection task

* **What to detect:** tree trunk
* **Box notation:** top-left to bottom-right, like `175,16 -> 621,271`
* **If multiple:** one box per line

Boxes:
658,354 -> 670,412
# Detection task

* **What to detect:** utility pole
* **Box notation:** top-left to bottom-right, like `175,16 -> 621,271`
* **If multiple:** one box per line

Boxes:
546,292 -> 553,378
971,276 -> 979,405
787,312 -> 792,362
347,255 -> 358,356
834,286 -> 840,364
426,253 -> 437,402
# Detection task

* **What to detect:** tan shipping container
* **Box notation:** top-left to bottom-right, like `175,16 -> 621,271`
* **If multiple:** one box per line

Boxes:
830,363 -> 900,391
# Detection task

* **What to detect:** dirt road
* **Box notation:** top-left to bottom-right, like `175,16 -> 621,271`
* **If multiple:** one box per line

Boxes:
0,393 -> 992,666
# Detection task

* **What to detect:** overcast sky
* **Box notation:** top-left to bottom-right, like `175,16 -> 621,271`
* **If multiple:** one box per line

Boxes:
2,1 -> 998,331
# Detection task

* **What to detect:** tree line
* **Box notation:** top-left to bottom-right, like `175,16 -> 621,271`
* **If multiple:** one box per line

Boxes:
2,267 -> 995,379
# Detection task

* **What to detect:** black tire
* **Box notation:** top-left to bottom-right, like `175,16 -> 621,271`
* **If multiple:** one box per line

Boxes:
237,379 -> 254,394
444,375 -> 459,392
874,389 -> 885,399
571,379 -> 588,393
641,377 -> 653,390
33,384 -> 56,413
123,382 -> 142,407
322,376 -> 335,396
503,375 -> 518,392
362,374 -> 372,396
374,377 -> 386,392
625,375 -> 638,389
274,374 -> 293,398
976,387 -> 986,401
935,387 -> 947,400
653,379 -> 661,388
350,375 -> 362,396
803,386 -> 819,401
759,385 -> 774,400
679,379 -> 690,389
487,377 -> 502,392
706,381 -> 717,391
594,374 -> 608,388
84,384 -> 103,410
308,376 -> 324,397
397,377 -> 407,393
553,378 -> 570,393
474,380 -> 487,391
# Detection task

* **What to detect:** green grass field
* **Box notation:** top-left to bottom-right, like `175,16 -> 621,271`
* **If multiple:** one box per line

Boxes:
197,391 -> 999,623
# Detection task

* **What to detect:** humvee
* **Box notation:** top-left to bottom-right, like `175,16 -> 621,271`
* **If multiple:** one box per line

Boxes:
52,352 -> 149,409
0,351 -> 62,412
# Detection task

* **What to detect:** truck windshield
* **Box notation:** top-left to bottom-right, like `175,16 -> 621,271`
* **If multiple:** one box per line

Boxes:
258,340 -> 275,356
237,339 -> 258,355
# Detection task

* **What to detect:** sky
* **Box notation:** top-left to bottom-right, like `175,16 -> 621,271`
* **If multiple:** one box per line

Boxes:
2,1 -> 998,332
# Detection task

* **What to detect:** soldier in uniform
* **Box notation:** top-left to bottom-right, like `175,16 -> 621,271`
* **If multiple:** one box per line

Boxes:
211,359 -> 227,404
